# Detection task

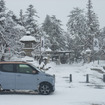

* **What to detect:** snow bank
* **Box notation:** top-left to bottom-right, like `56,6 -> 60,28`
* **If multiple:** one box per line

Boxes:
1,57 -> 105,105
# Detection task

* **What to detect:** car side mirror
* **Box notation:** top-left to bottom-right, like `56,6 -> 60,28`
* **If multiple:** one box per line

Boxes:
32,70 -> 38,74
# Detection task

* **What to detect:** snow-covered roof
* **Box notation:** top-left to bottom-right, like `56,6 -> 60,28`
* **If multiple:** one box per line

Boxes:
20,36 -> 36,42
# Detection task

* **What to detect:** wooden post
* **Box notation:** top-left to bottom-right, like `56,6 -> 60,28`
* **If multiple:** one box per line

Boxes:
103,74 -> 105,82
86,74 -> 89,83
69,74 -> 72,82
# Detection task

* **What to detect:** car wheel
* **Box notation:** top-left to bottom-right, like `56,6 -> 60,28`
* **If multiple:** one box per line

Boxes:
39,83 -> 51,95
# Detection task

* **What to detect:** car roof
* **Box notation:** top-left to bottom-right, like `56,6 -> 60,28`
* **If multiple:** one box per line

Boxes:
0,61 -> 28,64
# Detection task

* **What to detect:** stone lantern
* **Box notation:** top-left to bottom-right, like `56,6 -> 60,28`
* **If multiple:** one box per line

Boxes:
20,33 -> 37,56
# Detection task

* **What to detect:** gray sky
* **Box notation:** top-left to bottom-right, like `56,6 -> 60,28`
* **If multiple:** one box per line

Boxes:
5,0 -> 105,30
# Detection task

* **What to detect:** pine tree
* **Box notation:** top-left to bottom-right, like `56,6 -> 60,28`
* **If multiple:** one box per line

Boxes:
86,0 -> 99,32
67,7 -> 88,53
67,8 -> 88,40
42,15 -> 52,35
86,0 -> 100,49
18,9 -> 25,26
24,4 -> 39,35
42,15 -> 66,51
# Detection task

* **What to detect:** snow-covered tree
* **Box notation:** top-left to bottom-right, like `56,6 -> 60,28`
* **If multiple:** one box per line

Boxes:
5,11 -> 16,32
4,10 -> 25,54
67,8 -> 88,40
86,0 -> 100,49
24,4 -> 39,35
42,15 -> 52,35
0,0 -> 6,28
87,0 -> 99,33
42,15 -> 66,51
0,0 -> 7,60
67,8 -> 88,54
18,9 -> 25,26
0,31 -> 8,61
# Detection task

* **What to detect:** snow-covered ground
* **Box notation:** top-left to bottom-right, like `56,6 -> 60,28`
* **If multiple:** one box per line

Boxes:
1,56 -> 105,105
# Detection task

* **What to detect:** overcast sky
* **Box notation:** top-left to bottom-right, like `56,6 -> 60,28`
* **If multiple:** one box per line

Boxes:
5,0 -> 105,30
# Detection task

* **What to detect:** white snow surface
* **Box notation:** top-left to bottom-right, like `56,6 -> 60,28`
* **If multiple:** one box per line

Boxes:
20,36 -> 36,42
1,56 -> 105,105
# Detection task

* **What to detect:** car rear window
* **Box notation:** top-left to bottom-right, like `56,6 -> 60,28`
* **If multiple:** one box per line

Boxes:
1,64 -> 14,72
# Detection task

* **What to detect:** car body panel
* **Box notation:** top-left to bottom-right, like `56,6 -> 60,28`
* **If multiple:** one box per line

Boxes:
0,71 -> 16,89
16,73 -> 38,90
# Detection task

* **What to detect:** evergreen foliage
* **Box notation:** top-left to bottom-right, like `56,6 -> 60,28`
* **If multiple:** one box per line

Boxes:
24,4 -> 39,35
86,0 -> 100,49
42,15 -> 66,51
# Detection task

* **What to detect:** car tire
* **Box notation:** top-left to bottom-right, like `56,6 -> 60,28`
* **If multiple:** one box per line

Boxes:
39,83 -> 51,95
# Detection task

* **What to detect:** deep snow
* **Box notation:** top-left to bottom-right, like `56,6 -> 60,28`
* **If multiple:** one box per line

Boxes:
0,56 -> 105,105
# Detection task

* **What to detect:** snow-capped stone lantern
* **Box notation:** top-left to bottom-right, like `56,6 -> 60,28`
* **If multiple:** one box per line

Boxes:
20,32 -> 37,56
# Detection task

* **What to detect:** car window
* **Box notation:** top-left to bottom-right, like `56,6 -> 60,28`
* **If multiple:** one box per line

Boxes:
1,64 -> 14,72
17,64 -> 35,74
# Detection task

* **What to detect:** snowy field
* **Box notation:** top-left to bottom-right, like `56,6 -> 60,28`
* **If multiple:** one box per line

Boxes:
1,56 -> 105,105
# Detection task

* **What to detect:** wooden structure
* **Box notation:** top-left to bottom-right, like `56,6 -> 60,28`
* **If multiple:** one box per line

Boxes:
43,50 -> 74,64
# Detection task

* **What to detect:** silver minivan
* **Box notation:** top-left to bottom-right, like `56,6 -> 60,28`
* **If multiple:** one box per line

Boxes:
0,61 -> 55,95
